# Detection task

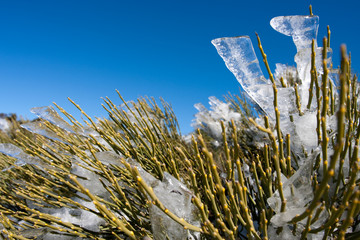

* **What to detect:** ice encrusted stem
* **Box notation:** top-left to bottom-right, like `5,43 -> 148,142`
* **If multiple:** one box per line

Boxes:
249,118 -> 287,213
256,33 -> 287,173
126,162 -> 203,233
292,45 -> 349,223
321,37 -> 329,178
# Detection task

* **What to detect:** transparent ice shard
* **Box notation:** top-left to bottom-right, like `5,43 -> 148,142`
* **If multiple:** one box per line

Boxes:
130,160 -> 200,239
21,121 -> 66,143
270,15 -> 335,109
211,36 -> 273,118
274,63 -> 299,85
95,151 -> 123,166
294,47 -> 333,106
270,15 -> 319,52
149,172 -> 200,240
0,143 -> 51,171
30,106 -> 75,133
71,157 -> 109,198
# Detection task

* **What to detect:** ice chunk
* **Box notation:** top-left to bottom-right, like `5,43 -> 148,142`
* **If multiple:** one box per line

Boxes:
71,157 -> 109,197
270,15 -> 334,109
149,172 -> 200,240
270,15 -> 319,51
274,63 -> 299,86
293,112 -> 318,148
30,106 -> 75,133
95,151 -> 123,166
270,207 -> 307,227
212,36 -> 272,117
0,143 -> 51,171
18,227 -> 48,239
192,97 -> 241,144
294,47 -> 333,106
43,233 -> 90,240
21,121 -> 66,143
268,149 -> 319,226
131,160 -> 200,239
0,118 -> 10,132
127,158 -> 158,186
49,199 -> 105,232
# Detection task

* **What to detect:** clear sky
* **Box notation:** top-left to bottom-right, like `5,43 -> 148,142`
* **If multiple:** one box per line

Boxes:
0,0 -> 359,134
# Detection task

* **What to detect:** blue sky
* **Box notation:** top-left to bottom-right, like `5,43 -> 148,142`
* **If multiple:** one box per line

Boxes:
0,0 -> 359,134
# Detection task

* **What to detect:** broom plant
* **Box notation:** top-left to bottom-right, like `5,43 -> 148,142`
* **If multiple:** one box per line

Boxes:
0,6 -> 359,240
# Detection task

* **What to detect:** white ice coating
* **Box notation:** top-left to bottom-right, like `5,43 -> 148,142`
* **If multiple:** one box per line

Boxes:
192,96 -> 241,145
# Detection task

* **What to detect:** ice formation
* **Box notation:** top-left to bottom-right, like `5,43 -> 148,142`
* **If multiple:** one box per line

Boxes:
30,106 -> 75,134
211,36 -> 274,119
0,143 -> 52,170
211,12 -> 340,238
192,96 -> 241,145
211,13 -> 339,162
95,151 -> 124,166
21,121 -> 66,143
129,159 -> 200,240
0,118 -> 10,132
270,15 -> 319,51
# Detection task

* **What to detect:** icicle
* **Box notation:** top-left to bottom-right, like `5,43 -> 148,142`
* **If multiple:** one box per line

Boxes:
211,36 -> 274,118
